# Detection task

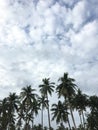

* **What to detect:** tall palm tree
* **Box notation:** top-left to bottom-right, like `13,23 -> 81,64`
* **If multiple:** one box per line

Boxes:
71,89 -> 88,129
0,98 -> 9,130
51,100 -> 71,130
88,95 -> 98,111
39,78 -> 55,130
20,85 -> 38,130
30,98 -> 40,129
87,95 -> 98,130
38,95 -> 48,129
56,73 -> 77,129
7,93 -> 19,130
17,102 -> 25,130
0,93 -> 19,130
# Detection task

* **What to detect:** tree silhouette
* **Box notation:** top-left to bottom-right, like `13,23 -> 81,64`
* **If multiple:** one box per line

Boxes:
20,85 -> 38,130
51,100 -> 71,129
56,73 -> 77,129
39,78 -> 55,130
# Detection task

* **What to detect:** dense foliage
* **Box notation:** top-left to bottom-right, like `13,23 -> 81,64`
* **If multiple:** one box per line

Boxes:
0,72 -> 98,130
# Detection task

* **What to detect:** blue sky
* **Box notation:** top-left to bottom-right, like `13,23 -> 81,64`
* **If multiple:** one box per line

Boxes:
0,0 -> 98,126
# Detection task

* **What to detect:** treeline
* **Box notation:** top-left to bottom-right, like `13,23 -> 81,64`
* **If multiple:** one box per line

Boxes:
0,72 -> 98,130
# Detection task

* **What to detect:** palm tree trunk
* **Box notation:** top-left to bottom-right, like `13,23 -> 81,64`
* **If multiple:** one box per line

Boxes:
78,111 -> 83,130
81,110 -> 85,129
47,106 -> 51,130
26,109 -> 28,127
79,111 -> 83,126
47,96 -> 51,130
69,106 -> 77,130
67,116 -> 71,130
60,117 -> 64,130
41,104 -> 44,130
32,121 -> 34,130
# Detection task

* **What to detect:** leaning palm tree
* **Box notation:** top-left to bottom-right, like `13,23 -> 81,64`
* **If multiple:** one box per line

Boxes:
20,85 -> 38,130
39,78 -> 55,130
51,100 -> 71,130
56,73 -> 77,129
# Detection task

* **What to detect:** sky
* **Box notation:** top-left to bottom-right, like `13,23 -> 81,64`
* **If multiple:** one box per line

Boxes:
0,0 -> 98,127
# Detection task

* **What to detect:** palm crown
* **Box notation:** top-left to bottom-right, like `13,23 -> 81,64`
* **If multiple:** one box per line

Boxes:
56,73 -> 77,99
39,78 -> 55,97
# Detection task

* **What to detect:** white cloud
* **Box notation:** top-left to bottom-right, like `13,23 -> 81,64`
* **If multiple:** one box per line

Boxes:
0,1 -> 11,25
0,0 -> 98,93
71,1 -> 86,30
69,20 -> 98,58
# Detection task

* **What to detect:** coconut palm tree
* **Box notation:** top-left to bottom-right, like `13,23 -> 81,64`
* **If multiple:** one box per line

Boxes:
87,95 -> 98,130
71,89 -> 88,129
20,85 -> 38,130
88,95 -> 98,111
30,98 -> 40,129
39,78 -> 55,130
51,100 -> 71,130
16,102 -> 25,130
0,93 -> 19,130
56,73 -> 77,129
87,110 -> 98,130
38,95 -> 48,129
0,98 -> 9,130
7,93 -> 19,130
